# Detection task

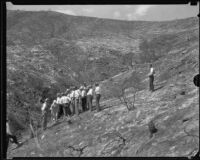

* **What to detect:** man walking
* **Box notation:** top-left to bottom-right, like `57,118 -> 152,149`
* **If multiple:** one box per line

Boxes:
95,83 -> 101,112
41,98 -> 50,131
148,64 -> 155,92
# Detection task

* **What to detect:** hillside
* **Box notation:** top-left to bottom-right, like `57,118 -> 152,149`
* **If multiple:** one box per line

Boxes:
6,10 -> 199,157
7,62 -> 199,157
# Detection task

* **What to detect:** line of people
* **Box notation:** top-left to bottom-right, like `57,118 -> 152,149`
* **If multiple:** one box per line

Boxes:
41,83 -> 101,131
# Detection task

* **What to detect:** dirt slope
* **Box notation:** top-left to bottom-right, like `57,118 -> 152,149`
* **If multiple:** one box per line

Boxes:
7,50 -> 199,157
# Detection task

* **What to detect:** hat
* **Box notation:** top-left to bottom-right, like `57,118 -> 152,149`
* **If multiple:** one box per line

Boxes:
45,98 -> 49,102
80,86 -> 84,90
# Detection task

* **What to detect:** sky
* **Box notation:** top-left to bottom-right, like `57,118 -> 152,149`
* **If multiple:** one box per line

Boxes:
6,2 -> 199,21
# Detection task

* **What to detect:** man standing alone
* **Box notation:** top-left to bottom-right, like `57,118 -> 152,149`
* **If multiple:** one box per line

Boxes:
148,64 -> 155,92
95,83 -> 101,112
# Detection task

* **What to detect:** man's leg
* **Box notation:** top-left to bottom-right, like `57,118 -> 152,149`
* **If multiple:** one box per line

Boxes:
63,104 -> 66,117
152,75 -> 154,91
82,97 -> 86,111
69,102 -> 73,116
61,104 -> 65,118
149,76 -> 151,91
96,94 -> 101,111
149,76 -> 153,91
79,97 -> 83,113
42,113 -> 47,131
6,134 -> 10,153
87,96 -> 89,110
89,95 -> 92,111
75,99 -> 79,115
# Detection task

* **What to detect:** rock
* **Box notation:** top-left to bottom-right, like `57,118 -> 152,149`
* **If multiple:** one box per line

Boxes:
180,91 -> 186,95
148,120 -> 158,138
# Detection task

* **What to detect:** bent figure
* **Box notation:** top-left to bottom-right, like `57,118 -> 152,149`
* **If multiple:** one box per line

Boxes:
6,119 -> 20,153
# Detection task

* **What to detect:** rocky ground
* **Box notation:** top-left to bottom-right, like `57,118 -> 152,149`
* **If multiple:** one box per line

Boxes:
7,70 -> 199,157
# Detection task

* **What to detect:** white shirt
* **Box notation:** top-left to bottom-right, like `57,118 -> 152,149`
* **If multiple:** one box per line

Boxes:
41,102 -> 47,111
81,90 -> 86,97
67,94 -> 71,101
95,86 -> 101,95
56,97 -> 62,104
87,88 -> 93,96
61,96 -> 71,104
70,91 -> 75,99
149,67 -> 155,76
6,122 -> 13,135
74,89 -> 81,98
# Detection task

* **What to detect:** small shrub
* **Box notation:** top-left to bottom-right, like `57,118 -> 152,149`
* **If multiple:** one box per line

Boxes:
109,71 -> 144,111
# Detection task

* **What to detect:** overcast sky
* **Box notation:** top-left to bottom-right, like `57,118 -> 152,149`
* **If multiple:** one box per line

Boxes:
7,2 -> 199,21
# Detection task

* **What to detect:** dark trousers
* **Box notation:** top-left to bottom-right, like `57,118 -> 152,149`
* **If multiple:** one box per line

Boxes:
87,95 -> 93,111
70,100 -> 75,115
63,103 -> 71,117
42,112 -> 48,131
6,134 -> 19,152
79,97 -> 83,113
149,75 -> 154,91
82,97 -> 87,111
57,104 -> 64,119
96,94 -> 101,111
75,98 -> 79,115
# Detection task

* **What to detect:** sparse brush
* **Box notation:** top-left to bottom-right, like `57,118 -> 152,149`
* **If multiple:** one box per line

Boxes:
108,71 -> 144,111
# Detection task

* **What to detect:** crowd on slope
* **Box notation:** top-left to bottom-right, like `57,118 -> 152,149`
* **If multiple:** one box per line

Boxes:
6,64 -> 155,154
41,83 -> 102,131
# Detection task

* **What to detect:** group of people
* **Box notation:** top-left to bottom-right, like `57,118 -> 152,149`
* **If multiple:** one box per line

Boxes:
41,83 -> 101,131
6,64 -> 155,154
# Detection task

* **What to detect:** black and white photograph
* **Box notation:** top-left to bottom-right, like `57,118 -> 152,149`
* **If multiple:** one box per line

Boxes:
6,2 -> 199,158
